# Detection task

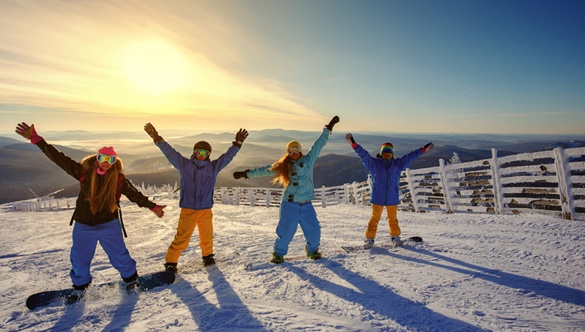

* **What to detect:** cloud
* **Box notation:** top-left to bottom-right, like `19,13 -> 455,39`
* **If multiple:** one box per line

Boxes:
0,1 -> 322,131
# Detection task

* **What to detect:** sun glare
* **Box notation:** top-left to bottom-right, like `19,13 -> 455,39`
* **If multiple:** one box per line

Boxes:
122,40 -> 190,95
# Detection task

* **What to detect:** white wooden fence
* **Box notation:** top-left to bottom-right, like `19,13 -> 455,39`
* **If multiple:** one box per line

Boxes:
215,146 -> 585,221
10,198 -> 75,212
8,147 -> 585,221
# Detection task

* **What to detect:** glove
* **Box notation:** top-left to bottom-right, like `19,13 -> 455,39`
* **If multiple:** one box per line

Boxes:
144,123 -> 163,143
422,142 -> 434,153
233,128 -> 249,147
325,116 -> 340,131
150,204 -> 166,218
15,122 -> 43,144
345,133 -> 356,145
233,171 -> 248,179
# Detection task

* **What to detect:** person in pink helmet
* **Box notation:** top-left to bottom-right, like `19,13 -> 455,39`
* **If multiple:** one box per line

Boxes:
15,122 -> 166,300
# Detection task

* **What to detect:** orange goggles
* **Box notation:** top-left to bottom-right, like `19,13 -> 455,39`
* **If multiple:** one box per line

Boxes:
287,146 -> 301,154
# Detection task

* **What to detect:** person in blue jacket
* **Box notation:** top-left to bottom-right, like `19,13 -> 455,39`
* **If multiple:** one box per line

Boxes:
345,133 -> 434,248
144,123 -> 248,271
233,116 -> 339,263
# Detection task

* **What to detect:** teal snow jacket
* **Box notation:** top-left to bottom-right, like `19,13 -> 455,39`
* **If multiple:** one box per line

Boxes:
247,128 -> 330,203
352,144 -> 423,206
155,141 -> 239,210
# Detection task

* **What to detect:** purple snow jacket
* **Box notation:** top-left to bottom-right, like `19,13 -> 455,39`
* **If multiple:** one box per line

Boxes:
352,144 -> 423,206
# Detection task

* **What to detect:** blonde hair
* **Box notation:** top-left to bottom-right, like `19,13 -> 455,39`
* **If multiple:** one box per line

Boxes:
270,152 -> 304,188
81,154 -> 124,214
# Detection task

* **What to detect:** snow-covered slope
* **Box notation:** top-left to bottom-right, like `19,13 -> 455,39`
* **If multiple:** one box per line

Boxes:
1,200 -> 584,331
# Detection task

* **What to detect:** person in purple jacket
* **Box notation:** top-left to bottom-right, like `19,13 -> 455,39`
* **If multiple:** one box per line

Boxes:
345,133 -> 434,248
144,123 -> 248,271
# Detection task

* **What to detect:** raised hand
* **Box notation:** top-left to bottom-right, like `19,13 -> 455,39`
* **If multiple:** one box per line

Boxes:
325,116 -> 340,131
235,129 -> 249,144
423,142 -> 434,153
144,123 -> 163,143
15,122 -> 43,144
345,133 -> 356,145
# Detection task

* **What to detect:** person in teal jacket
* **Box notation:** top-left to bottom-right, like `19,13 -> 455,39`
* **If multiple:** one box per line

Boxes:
233,116 -> 339,263
144,123 -> 248,271
346,133 -> 433,248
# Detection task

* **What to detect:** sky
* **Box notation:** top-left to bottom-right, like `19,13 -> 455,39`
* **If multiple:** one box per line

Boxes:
1,0 -> 584,135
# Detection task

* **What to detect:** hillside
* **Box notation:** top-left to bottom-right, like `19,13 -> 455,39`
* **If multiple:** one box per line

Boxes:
1,133 -> 584,204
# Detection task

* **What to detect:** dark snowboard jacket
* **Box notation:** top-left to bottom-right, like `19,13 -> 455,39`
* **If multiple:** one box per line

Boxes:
35,140 -> 156,226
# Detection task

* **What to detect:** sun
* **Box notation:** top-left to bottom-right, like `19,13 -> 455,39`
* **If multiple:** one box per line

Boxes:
122,40 -> 190,95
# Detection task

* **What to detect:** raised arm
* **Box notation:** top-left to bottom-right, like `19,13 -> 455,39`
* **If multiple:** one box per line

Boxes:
15,122 -> 82,179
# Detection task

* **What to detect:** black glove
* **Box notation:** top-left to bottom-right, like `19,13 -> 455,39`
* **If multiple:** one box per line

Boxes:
325,116 -> 340,131
233,171 -> 248,179
233,129 -> 249,147
345,133 -> 356,145
144,123 -> 163,143
422,142 -> 434,153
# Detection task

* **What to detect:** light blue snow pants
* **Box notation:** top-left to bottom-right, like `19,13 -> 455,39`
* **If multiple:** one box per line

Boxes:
70,219 -> 137,287
273,201 -> 321,256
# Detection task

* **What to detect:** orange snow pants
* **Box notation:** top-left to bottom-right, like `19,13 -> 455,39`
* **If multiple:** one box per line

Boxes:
165,208 -> 213,263
365,204 -> 401,239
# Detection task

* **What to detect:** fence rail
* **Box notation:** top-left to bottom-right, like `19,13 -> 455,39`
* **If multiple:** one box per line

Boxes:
7,147 -> 585,221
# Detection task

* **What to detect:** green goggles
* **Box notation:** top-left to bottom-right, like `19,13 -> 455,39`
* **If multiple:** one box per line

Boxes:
194,149 -> 210,158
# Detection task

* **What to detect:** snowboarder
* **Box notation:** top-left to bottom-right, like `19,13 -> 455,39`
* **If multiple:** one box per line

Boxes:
233,116 -> 339,263
144,123 -> 248,272
14,122 -> 166,300
345,133 -> 434,248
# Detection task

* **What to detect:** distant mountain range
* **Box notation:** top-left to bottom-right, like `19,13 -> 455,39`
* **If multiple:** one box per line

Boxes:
1,129 -> 584,204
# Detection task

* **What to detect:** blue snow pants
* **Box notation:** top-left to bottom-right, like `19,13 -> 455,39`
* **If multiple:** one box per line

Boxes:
273,201 -> 321,256
70,219 -> 137,287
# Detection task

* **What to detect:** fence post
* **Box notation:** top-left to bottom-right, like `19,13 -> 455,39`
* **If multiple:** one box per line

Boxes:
266,190 -> 271,207
554,147 -> 574,220
438,159 -> 453,213
343,183 -> 350,204
321,186 -> 327,208
235,187 -> 241,206
490,148 -> 503,215
404,168 -> 419,212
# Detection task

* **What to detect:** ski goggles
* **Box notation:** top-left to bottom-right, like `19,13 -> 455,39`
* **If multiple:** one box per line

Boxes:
194,149 -> 209,158
97,154 -> 117,164
287,146 -> 301,154
380,146 -> 394,154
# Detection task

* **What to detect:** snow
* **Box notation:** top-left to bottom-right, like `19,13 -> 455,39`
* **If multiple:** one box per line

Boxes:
1,199 -> 584,331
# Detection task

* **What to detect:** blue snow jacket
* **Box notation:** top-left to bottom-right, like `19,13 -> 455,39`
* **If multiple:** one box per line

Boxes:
352,144 -> 423,206
155,141 -> 239,210
247,128 -> 330,203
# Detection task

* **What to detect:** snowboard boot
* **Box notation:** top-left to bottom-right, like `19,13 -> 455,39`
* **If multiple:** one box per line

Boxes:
67,289 -> 86,303
164,262 -> 178,273
67,281 -> 90,302
363,238 -> 375,249
307,250 -> 322,260
123,272 -> 140,292
125,280 -> 140,292
391,236 -> 404,247
202,254 -> 216,267
305,245 -> 322,260
270,252 -> 285,264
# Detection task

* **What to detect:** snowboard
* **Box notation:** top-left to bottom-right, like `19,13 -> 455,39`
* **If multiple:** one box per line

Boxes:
341,236 -> 423,253
26,271 -> 175,310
